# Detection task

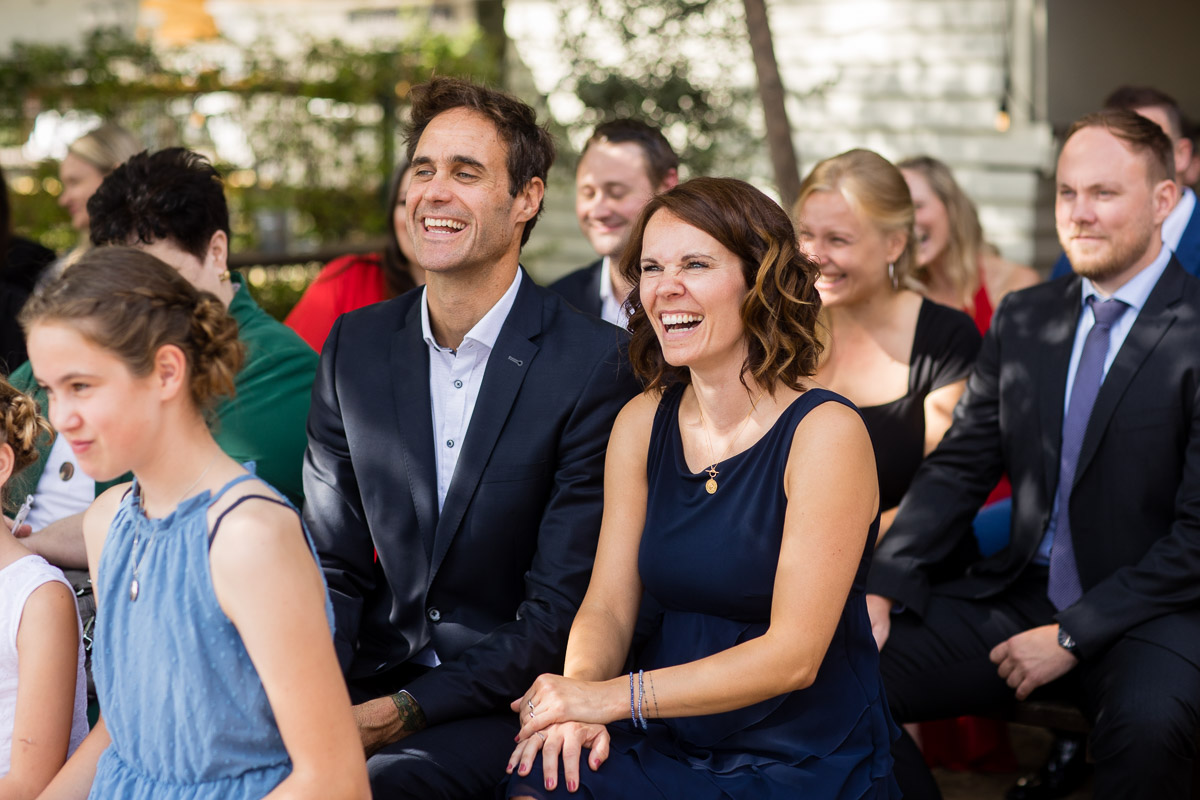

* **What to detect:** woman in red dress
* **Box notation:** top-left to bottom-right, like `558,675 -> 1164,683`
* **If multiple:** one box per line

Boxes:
285,162 -> 423,352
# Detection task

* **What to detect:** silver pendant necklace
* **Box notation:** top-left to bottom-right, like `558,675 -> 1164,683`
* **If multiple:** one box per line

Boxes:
129,452 -> 221,602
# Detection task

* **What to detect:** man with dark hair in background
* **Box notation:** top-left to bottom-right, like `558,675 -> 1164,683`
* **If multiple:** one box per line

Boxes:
1053,86 -> 1198,280
551,119 -> 678,327
868,109 -> 1200,800
305,77 -> 638,797
12,147 -> 317,567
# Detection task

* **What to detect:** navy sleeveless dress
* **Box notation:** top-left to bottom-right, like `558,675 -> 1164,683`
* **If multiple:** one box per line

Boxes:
508,386 -> 900,799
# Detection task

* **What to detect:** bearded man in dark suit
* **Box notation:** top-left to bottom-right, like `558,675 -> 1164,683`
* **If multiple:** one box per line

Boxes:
868,109 -> 1200,800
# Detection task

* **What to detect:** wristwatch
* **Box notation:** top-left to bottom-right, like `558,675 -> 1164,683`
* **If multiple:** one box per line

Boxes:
1057,625 -> 1079,655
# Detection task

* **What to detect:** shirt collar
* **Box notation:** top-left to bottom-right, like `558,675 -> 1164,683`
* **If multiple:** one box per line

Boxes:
1162,186 -> 1196,253
420,267 -> 523,353
597,256 -> 614,304
1079,240 -> 1172,315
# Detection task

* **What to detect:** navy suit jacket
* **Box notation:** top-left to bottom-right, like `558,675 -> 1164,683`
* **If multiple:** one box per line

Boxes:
868,257 -> 1200,668
549,259 -> 604,318
304,272 -> 639,725
1052,195 -> 1200,279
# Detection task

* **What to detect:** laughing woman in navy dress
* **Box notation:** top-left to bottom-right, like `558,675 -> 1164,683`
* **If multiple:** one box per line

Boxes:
505,177 -> 900,799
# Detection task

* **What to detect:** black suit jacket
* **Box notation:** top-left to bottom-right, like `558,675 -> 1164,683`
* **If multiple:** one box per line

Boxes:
549,259 -> 604,317
869,257 -> 1200,667
304,272 -> 639,725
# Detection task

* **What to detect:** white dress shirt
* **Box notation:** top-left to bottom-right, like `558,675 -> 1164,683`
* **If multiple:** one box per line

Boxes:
421,269 -> 523,512
27,435 -> 94,532
597,256 -> 632,329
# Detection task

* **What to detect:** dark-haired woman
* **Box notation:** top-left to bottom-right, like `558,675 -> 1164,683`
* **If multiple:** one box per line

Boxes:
505,177 -> 899,799
285,162 -> 424,352
26,248 -> 369,800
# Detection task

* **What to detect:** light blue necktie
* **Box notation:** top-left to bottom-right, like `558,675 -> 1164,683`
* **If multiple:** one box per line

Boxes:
1047,296 -> 1129,610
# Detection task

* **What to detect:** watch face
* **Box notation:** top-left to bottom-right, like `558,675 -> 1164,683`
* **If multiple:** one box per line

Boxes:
1057,627 -> 1076,651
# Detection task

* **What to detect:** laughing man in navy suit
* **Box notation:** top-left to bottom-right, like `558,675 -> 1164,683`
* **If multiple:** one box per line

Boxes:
304,78 -> 639,798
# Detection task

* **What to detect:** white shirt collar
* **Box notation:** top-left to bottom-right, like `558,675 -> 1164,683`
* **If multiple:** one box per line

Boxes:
1162,186 -> 1196,254
420,268 -> 523,353
597,256 -> 632,329
1080,240 -> 1173,314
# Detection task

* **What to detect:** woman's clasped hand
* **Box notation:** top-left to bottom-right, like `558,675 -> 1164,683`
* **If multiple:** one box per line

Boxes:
508,675 -> 614,792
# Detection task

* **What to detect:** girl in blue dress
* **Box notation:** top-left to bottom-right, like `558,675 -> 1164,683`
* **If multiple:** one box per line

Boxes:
24,247 -> 368,800
506,178 -> 900,799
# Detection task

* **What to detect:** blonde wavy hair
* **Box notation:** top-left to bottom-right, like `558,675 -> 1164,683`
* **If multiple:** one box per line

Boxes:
793,148 -> 919,291
897,155 -> 984,304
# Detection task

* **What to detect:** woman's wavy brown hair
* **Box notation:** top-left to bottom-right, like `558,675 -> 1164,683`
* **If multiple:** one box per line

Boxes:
618,177 -> 823,395
0,377 -> 52,510
20,247 -> 245,416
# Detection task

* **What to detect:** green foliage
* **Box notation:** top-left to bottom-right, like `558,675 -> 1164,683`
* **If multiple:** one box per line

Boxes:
0,26 -> 499,255
557,0 -> 756,177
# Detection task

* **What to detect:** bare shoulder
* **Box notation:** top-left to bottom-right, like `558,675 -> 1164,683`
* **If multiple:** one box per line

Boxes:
206,482 -> 306,574
788,397 -> 875,471
83,482 -> 132,548
983,252 -> 1039,300
613,391 -> 660,442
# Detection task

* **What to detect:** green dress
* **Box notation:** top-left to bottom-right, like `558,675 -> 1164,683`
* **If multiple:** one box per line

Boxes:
9,277 -> 316,506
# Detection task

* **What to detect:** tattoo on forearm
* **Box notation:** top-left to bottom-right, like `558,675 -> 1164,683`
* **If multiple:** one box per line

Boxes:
390,690 -> 428,733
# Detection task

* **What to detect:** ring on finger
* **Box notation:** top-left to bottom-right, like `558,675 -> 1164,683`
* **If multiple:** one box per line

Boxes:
528,699 -> 536,712
535,731 -> 546,743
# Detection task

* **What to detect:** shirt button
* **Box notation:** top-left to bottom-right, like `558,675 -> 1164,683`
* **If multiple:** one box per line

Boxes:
446,439 -> 455,448
453,379 -> 463,389
427,607 -> 441,623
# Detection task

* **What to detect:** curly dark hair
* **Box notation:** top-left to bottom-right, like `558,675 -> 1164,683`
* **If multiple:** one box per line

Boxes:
618,177 -> 823,395
21,247 -> 244,413
405,77 -> 555,248
88,147 -> 229,260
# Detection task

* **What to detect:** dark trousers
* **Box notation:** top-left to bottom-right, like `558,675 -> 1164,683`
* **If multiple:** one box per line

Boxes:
349,664 -> 518,800
881,570 -> 1200,800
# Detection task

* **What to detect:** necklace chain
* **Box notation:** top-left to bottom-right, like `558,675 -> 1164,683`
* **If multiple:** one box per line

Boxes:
696,391 -> 762,495
129,451 -> 222,602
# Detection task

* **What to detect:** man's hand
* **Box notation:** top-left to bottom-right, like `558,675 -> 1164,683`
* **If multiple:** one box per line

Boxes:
865,593 -> 895,651
1,515 -> 32,539
989,624 -> 1078,700
353,695 -> 417,757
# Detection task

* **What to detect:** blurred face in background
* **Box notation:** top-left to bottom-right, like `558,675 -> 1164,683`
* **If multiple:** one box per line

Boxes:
901,168 -> 950,268
796,189 -> 905,308
392,166 -> 418,266
58,154 -> 105,232
576,141 -> 665,260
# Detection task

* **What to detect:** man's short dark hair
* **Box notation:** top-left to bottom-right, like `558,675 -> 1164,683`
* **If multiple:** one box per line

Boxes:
1104,85 -> 1185,141
1064,109 -> 1175,185
405,77 -> 555,248
583,119 -> 679,187
88,147 -> 230,260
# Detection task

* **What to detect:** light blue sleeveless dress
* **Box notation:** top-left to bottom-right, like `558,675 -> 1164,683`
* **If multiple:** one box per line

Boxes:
89,473 -> 333,800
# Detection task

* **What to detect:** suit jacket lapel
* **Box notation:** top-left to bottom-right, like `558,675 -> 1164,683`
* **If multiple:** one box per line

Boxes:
1038,278 -> 1083,499
1074,259 -> 1183,485
390,300 -> 439,558
429,274 -> 543,580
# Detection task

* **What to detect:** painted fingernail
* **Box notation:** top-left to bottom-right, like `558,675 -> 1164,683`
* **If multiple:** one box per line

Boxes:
568,780 -> 578,791
546,779 -> 556,790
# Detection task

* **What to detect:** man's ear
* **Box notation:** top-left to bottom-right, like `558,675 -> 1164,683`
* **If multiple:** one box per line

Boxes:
658,168 -> 680,193
513,177 -> 545,225
205,230 -> 229,273
1151,178 -> 1181,227
153,344 -> 189,403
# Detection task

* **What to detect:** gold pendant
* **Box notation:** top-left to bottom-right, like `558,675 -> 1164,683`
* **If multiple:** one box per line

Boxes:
129,578 -> 139,602
705,478 -> 718,494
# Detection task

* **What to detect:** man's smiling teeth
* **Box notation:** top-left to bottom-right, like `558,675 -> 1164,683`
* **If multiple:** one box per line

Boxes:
662,313 -> 703,331
424,217 -> 466,231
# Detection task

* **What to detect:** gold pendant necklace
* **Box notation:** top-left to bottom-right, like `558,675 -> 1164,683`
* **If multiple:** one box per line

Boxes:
696,390 -> 762,496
